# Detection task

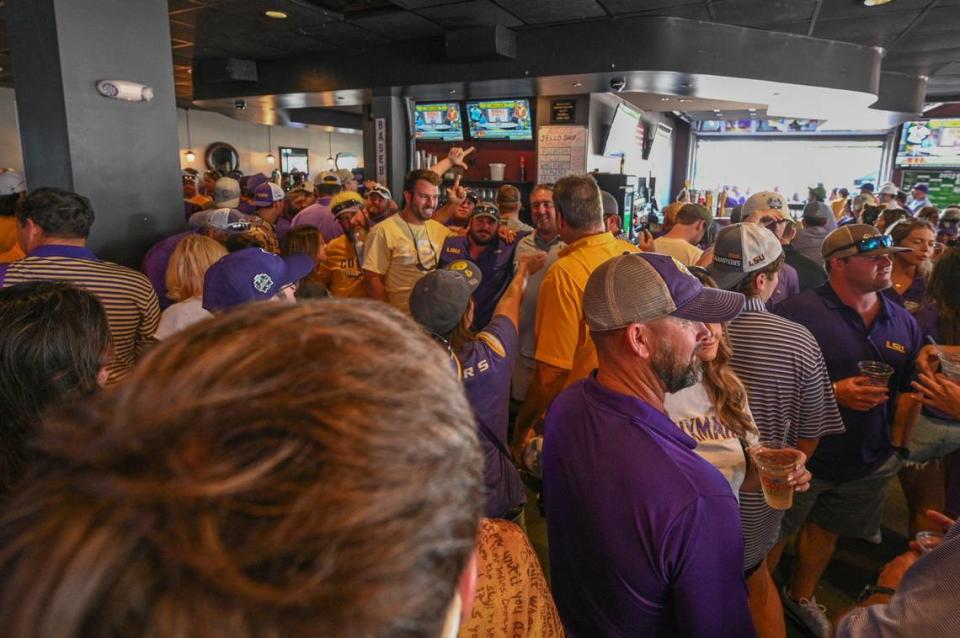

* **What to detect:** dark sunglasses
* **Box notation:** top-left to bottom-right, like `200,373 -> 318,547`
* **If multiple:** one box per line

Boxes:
828,234 -> 893,258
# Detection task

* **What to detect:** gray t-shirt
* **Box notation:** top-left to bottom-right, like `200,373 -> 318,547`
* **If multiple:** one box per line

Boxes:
514,233 -> 565,359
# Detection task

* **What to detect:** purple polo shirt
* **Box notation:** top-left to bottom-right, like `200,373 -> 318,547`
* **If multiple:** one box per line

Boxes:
776,284 -> 922,481
291,197 -> 344,243
142,230 -> 195,309
439,233 -> 524,331
543,375 -> 754,637
458,316 -> 524,518
766,262 -> 800,310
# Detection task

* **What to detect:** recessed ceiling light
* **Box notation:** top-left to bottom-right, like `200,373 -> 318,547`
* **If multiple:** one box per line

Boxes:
863,0 -> 894,7
572,82 -> 583,87
264,10 -> 288,19
660,97 -> 671,102
449,89 -> 456,94
678,98 -> 692,103
713,109 -> 721,113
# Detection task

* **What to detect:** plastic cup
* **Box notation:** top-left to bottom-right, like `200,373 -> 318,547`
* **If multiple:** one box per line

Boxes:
938,352 -> 960,382
751,445 -> 804,510
858,360 -> 894,387
915,531 -> 944,554
489,163 -> 506,181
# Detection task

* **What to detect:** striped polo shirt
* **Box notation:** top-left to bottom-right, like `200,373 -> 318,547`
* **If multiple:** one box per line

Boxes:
726,295 -> 845,570
0,244 -> 160,385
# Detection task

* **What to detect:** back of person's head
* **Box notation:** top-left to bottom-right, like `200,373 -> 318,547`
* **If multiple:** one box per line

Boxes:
403,169 -> 442,194
553,174 -> 602,231
917,205 -> 940,225
317,183 -> 342,197
675,203 -> 712,227
879,208 -> 908,231
837,187 -> 849,198
0,282 -> 110,501
282,225 -> 323,260
16,187 -> 95,239
165,234 -> 228,303
0,301 -> 483,638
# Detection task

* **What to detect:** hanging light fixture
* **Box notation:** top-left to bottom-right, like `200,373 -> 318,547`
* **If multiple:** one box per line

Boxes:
184,109 -> 196,162
327,131 -> 336,169
265,124 -> 275,164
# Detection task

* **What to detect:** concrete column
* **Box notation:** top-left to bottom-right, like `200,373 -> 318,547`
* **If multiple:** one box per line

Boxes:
363,92 -> 412,197
7,0 -> 182,266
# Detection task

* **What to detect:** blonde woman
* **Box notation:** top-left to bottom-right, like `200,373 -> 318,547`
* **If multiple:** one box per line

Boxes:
155,235 -> 226,339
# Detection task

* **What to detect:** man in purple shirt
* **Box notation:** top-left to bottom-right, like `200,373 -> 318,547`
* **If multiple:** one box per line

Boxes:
543,252 -> 753,637
291,174 -> 345,243
438,202 -> 525,331
410,254 -> 544,520
773,224 -> 922,636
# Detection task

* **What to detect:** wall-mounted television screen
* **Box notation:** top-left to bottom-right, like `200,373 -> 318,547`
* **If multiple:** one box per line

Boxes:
896,119 -> 960,168
600,102 -> 643,157
414,102 -> 464,142
466,99 -> 533,141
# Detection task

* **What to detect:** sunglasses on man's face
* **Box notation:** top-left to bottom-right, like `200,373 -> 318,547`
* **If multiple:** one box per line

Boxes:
830,234 -> 893,258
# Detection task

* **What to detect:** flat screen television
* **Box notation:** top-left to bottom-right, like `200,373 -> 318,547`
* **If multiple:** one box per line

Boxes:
601,103 -> 643,157
414,102 -> 464,142
896,119 -> 960,168
466,98 -> 533,141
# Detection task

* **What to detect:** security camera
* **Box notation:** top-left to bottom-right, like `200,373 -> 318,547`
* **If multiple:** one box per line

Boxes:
234,99 -> 247,110
609,77 -> 627,92
95,80 -> 154,102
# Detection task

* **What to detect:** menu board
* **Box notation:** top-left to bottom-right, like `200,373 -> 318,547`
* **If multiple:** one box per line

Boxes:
537,126 -> 588,184
901,170 -> 960,208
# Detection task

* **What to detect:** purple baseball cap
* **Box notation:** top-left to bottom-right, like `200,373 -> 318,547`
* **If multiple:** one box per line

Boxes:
583,252 -> 745,331
244,173 -> 270,196
202,248 -> 314,312
252,182 -> 285,208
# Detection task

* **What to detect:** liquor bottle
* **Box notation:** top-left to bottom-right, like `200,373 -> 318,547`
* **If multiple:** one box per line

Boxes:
519,156 -> 526,182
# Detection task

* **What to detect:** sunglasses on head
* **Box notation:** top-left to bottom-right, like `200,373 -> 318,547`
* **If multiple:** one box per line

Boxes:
829,234 -> 893,258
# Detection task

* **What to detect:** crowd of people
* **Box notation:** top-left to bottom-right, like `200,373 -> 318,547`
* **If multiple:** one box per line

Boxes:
0,149 -> 958,638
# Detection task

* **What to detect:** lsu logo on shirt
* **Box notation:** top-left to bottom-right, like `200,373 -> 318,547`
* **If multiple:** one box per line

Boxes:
885,340 -> 906,354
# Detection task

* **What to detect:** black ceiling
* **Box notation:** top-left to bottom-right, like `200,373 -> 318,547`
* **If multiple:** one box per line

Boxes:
1,0 -> 960,102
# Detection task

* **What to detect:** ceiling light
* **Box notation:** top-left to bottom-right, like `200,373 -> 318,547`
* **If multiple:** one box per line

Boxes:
679,98 -> 692,103
265,10 -> 288,19
660,97 -> 671,102
572,82 -> 583,87
449,89 -> 456,94
863,0 -> 894,7
185,150 -> 196,162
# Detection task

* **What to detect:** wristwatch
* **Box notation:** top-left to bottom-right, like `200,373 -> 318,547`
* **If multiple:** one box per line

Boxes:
857,584 -> 896,603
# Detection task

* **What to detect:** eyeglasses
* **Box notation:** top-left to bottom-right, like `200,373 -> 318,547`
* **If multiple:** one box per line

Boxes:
828,234 -> 893,258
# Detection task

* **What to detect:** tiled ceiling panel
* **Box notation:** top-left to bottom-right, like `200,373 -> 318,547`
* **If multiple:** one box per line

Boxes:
492,1 -> 607,26
600,1 -> 702,15
415,1 -> 524,29
711,0 -> 818,29
348,8 -> 444,39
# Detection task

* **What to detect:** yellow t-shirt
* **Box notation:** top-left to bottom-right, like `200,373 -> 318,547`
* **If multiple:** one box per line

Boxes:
534,232 -> 639,386
318,233 -> 366,298
0,216 -> 24,263
830,198 -> 845,220
362,214 -> 451,313
652,236 -> 703,266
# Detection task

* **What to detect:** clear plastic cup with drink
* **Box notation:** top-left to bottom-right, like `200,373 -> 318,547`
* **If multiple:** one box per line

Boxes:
915,531 -> 944,554
750,443 -> 805,510
938,352 -> 960,382
858,360 -> 895,387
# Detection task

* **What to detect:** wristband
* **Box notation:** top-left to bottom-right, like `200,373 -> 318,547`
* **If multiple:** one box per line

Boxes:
857,584 -> 896,603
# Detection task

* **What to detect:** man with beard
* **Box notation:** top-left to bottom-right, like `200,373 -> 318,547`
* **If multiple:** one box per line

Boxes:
363,183 -> 397,226
771,225 -> 922,637
362,169 -> 458,313
542,252 -> 752,637
439,202 -> 524,331
317,191 -> 367,298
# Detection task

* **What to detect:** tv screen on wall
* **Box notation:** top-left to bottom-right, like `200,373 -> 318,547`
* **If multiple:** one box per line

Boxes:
414,102 -> 464,142
600,103 -> 644,158
466,99 -> 533,141
896,119 -> 960,168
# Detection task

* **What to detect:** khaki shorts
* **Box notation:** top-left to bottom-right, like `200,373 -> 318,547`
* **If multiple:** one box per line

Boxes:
780,452 -> 902,540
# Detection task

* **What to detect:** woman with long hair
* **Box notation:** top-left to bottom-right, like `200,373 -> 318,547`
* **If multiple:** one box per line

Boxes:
664,268 -> 759,495
885,219 -> 936,312
156,234 -> 227,339
899,247 -> 960,532
0,282 -> 110,501
282,225 -> 329,299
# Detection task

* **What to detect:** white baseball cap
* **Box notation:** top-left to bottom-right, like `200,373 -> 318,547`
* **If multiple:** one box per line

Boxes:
0,171 -> 26,196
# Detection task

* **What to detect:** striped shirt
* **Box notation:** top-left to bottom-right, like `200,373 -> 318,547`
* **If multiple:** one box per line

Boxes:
0,244 -> 160,385
727,296 -> 845,569
837,517 -> 960,637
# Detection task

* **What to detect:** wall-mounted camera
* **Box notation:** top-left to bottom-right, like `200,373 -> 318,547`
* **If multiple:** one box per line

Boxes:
234,99 -> 247,110
609,77 -> 627,92
95,80 -> 154,102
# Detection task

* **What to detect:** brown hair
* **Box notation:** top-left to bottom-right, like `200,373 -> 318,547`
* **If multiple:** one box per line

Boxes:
282,225 -> 324,261
732,253 -> 785,298
164,234 -> 227,302
926,247 -> 960,345
553,174 -> 603,231
688,270 -> 757,440
890,218 -> 936,246
0,301 -> 483,638
403,169 -> 441,194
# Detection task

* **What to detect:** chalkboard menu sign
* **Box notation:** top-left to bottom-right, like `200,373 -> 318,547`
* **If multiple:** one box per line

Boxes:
550,99 -> 577,124
901,170 -> 960,208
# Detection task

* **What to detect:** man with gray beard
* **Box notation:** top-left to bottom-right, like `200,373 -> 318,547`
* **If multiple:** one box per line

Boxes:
542,252 -> 753,637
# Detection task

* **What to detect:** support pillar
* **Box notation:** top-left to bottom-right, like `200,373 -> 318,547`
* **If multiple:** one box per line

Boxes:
363,91 -> 412,197
7,0 -> 182,266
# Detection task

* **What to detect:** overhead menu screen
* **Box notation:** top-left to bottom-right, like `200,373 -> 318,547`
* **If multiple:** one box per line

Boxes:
467,99 -> 533,141
896,119 -> 960,168
414,102 -> 464,142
